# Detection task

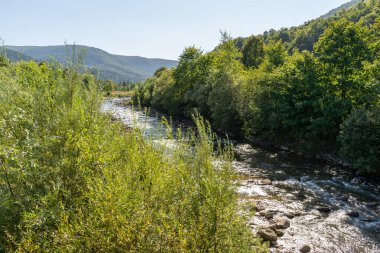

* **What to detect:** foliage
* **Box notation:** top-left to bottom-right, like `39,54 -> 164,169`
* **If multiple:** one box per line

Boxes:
262,39 -> 288,70
339,108 -> 380,173
133,0 -> 380,173
0,60 -> 267,252
241,36 -> 264,69
314,18 -> 370,100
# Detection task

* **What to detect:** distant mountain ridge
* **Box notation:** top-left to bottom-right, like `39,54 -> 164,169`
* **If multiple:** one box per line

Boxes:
6,45 -> 178,82
3,48 -> 32,62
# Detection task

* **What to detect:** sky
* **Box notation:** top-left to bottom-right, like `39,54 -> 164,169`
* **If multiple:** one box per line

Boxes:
1,0 -> 349,60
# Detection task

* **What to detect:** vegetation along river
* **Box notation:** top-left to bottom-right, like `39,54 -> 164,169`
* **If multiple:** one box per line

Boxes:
102,97 -> 380,253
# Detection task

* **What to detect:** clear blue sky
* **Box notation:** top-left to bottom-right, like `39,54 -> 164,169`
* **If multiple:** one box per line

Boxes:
1,0 -> 349,60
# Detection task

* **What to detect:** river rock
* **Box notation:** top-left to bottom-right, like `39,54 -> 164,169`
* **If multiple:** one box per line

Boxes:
256,202 -> 266,211
291,211 -> 302,217
339,214 -> 350,223
366,202 -> 379,208
259,179 -> 272,185
347,210 -> 359,218
257,226 -> 278,241
284,212 -> 294,219
265,211 -> 276,220
275,229 -> 285,237
275,217 -> 290,229
300,244 -> 311,253
316,206 -> 331,213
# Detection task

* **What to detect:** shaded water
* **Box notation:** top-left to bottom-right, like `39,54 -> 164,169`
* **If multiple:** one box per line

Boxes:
102,98 -> 380,253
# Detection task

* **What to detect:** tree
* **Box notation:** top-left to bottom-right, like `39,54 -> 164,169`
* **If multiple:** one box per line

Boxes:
339,108 -> 380,173
263,39 -> 288,70
102,79 -> 115,94
314,18 -> 370,100
241,35 -> 264,69
171,46 -> 205,114
207,34 -> 243,133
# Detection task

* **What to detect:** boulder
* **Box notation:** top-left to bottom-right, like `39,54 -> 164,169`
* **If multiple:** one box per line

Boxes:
275,217 -> 290,229
367,202 -> 379,208
300,244 -> 311,253
259,179 -> 272,185
346,211 -> 359,218
257,226 -> 278,241
275,229 -> 285,237
316,206 -> 331,213
270,240 -> 278,247
291,211 -> 302,217
256,202 -> 266,211
265,212 -> 275,220
339,214 -> 350,223
285,213 -> 295,219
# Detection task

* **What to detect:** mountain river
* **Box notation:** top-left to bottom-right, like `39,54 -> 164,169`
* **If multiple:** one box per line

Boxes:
101,98 -> 380,253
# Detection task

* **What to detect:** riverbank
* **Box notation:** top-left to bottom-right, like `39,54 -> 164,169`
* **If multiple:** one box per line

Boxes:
102,97 -> 380,253
111,95 -> 375,179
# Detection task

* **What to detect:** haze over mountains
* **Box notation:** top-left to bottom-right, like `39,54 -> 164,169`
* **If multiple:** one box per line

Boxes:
5,45 -> 178,82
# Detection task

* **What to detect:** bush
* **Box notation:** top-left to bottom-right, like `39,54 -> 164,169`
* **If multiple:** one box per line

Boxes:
339,108 -> 380,173
0,61 -> 267,252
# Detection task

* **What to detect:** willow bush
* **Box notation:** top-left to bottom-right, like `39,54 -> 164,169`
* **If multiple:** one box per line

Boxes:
0,60 -> 267,252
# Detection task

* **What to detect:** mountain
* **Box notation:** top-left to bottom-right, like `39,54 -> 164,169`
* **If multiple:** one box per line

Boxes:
6,45 -> 178,82
2,48 -> 32,62
234,0 -> 375,53
320,0 -> 362,19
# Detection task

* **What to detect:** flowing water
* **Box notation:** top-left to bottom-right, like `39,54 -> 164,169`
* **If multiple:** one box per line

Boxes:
102,98 -> 380,253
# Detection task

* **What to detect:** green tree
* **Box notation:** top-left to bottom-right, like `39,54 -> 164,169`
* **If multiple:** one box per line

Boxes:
314,18 -> 370,100
339,108 -> 380,173
241,35 -> 264,69
263,39 -> 288,69
171,46 -> 205,115
207,34 -> 243,132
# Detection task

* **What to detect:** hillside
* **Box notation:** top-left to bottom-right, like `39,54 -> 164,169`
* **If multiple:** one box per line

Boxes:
320,0 -> 362,19
2,48 -> 32,62
6,45 -> 178,82
234,0 -> 374,52
133,0 -> 379,173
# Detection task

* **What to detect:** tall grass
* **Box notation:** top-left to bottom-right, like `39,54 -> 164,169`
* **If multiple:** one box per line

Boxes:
0,58 -> 267,252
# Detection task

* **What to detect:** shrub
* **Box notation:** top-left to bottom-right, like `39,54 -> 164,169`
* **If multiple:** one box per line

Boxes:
0,61 -> 267,252
339,108 -> 380,173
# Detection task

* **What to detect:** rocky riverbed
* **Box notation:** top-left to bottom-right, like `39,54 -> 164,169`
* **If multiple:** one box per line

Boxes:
102,98 -> 380,253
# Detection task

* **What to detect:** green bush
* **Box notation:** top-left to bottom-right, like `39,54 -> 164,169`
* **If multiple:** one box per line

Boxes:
0,60 -> 267,252
339,108 -> 380,173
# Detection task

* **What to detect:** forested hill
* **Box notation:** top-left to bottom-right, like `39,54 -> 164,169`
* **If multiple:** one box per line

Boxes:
2,48 -> 31,62
320,0 -> 362,19
132,0 -> 380,174
233,0 -> 373,52
6,45 -> 178,82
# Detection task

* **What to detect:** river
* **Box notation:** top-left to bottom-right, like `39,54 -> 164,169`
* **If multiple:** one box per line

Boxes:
101,98 -> 380,253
